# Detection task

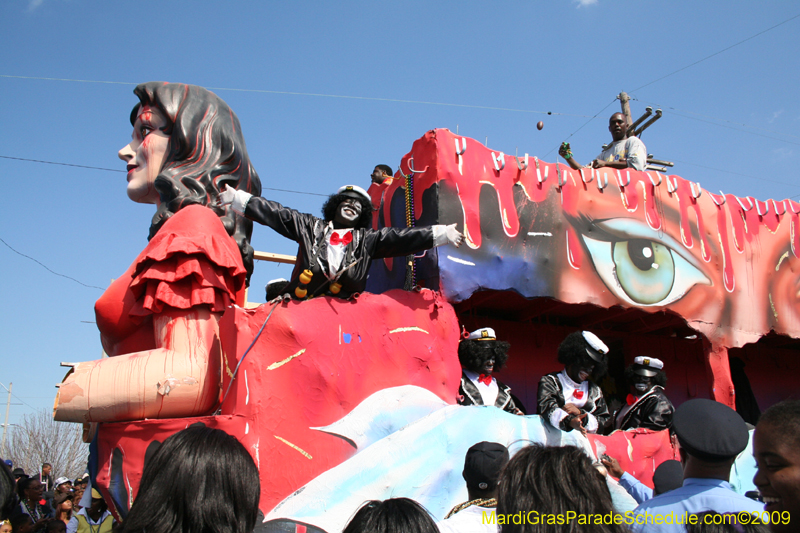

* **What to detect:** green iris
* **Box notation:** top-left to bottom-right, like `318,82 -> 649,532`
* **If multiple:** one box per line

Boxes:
613,239 -> 675,305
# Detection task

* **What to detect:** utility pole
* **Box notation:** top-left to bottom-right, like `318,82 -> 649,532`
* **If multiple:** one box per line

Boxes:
1,382 -> 11,458
618,92 -> 632,126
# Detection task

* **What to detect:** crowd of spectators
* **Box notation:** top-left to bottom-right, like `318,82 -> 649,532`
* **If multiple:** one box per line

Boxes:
0,461 -> 90,533
1,357 -> 797,533
1,396 -> 797,533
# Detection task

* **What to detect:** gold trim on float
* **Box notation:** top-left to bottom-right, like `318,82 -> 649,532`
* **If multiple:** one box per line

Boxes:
267,349 -> 306,370
389,327 -> 429,334
274,435 -> 312,459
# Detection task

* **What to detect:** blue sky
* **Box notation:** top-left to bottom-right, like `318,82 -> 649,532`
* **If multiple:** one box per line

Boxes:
1,0 -> 799,428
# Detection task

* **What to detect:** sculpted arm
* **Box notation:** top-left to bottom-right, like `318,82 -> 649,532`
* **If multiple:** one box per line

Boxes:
55,306 -> 222,423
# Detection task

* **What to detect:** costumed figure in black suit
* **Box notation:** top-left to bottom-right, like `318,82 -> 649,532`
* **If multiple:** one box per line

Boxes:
612,356 -> 674,431
457,328 -> 523,415
537,331 -> 611,435
221,184 -> 464,299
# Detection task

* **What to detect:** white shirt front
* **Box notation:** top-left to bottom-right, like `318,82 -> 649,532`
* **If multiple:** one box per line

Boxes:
464,369 -> 499,406
551,369 -> 598,433
326,226 -> 353,278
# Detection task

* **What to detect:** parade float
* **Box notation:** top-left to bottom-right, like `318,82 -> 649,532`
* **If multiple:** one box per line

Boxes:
52,84 -> 798,532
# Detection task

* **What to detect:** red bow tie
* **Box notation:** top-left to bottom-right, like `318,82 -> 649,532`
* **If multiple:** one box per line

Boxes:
573,390 -> 584,400
330,232 -> 353,246
477,374 -> 493,386
627,394 -> 637,406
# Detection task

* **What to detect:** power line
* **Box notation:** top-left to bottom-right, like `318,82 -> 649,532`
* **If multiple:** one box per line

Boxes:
0,155 -> 124,173
542,98 -> 619,158
631,99 -> 800,144
630,12 -> 800,93
0,237 -> 105,291
669,159 -> 800,189
0,155 -> 329,197
0,74 -> 591,118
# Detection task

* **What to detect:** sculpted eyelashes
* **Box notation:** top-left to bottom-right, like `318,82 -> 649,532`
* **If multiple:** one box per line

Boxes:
576,217 -> 711,306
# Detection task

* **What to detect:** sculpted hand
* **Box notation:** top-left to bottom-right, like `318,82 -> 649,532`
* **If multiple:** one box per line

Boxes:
563,403 -> 582,416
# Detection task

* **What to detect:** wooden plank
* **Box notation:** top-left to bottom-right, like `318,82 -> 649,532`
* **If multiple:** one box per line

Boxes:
253,251 -> 297,265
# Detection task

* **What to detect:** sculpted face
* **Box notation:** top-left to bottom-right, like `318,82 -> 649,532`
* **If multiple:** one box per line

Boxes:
334,197 -> 362,227
118,105 -> 170,204
753,422 -> 800,532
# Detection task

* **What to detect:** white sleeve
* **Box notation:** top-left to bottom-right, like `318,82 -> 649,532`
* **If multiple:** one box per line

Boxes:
432,225 -> 447,247
550,408 -> 569,429
585,411 -> 599,433
67,517 -> 79,533
231,189 -> 253,215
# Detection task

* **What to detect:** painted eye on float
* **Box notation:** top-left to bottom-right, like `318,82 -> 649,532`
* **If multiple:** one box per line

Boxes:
579,218 -> 711,307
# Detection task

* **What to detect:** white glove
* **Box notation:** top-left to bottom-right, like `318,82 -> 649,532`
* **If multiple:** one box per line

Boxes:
432,223 -> 465,247
220,184 -> 253,215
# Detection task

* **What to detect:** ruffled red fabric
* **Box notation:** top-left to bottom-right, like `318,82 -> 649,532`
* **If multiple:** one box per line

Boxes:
128,205 -> 246,318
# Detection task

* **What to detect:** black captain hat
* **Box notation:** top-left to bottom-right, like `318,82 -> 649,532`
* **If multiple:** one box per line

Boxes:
673,398 -> 749,462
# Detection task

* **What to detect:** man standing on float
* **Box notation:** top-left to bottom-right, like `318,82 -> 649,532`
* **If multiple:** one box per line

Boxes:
221,184 -> 464,299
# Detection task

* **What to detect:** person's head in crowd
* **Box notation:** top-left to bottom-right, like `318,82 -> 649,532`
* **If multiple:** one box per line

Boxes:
85,489 -> 107,521
458,328 -> 510,377
497,444 -> 626,533
624,356 -> 667,396
16,478 -> 43,507
39,465 -> 51,479
10,515 -> 32,533
117,426 -> 259,533
342,498 -> 438,533
53,493 -> 73,523
557,331 -> 608,383
1,459 -> 17,520
673,399 -> 749,480
686,512 -> 770,532
321,185 -> 374,230
265,278 -> 290,301
462,441 -> 509,501
753,399 -> 800,533
11,470 -> 26,483
70,481 -> 84,510
652,460 -> 683,495
44,521 -> 65,533
0,519 -> 11,533
53,478 -> 71,495
371,165 -> 393,185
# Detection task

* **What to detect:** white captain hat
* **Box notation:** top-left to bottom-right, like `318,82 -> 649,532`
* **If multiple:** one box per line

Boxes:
466,327 -> 496,341
582,331 -> 609,362
632,356 -> 664,377
336,185 -> 371,203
